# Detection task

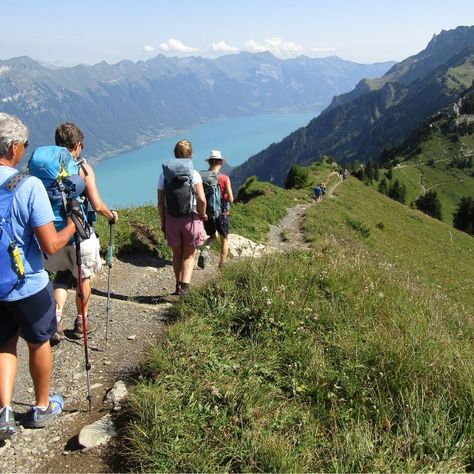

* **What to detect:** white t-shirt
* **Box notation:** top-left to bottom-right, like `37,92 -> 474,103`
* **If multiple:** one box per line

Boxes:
157,169 -> 202,207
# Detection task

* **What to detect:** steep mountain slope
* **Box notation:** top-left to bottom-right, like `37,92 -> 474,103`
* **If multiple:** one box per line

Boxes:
231,26 -> 474,188
0,53 -> 393,161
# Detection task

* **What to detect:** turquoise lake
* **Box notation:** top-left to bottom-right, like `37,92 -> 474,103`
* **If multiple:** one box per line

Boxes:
94,111 -> 317,208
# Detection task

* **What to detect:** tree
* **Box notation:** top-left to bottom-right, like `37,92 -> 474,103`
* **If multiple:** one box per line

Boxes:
388,179 -> 406,204
415,190 -> 442,220
285,165 -> 310,189
378,177 -> 388,195
453,196 -> 474,235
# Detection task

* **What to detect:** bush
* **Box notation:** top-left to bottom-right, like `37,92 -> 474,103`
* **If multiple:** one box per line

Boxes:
285,165 -> 310,189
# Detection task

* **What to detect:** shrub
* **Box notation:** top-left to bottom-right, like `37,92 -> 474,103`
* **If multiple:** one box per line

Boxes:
285,165 -> 310,189
453,196 -> 474,235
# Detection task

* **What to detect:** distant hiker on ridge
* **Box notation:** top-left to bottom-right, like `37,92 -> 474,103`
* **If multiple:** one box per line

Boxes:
0,113 -> 77,438
33,123 -> 118,341
157,139 -> 207,296
198,150 -> 234,269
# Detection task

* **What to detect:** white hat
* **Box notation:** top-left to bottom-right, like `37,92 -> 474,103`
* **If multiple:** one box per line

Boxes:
205,150 -> 226,162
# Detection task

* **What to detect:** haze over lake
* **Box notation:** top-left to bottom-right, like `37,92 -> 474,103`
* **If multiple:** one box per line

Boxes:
94,111 -> 317,208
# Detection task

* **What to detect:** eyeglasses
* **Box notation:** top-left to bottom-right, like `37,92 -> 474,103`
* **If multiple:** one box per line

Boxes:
79,142 -> 84,150
23,140 -> 29,149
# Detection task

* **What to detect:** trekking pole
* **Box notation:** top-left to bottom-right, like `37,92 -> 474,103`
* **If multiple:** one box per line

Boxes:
105,221 -> 115,350
74,232 -> 93,412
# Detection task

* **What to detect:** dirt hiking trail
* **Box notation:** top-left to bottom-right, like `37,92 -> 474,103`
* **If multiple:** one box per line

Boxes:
0,176 -> 343,473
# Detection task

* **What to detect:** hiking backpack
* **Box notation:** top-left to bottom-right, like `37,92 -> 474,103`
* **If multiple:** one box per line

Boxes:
0,173 -> 30,298
28,146 -> 92,237
200,170 -> 222,219
162,158 -> 195,217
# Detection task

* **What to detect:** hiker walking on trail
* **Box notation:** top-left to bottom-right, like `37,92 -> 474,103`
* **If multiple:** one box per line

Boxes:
313,184 -> 322,202
198,150 -> 234,269
36,123 -> 118,340
158,139 -> 206,296
0,113 -> 77,439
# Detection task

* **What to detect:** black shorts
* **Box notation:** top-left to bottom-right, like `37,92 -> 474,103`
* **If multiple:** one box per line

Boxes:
204,214 -> 230,237
0,282 -> 57,345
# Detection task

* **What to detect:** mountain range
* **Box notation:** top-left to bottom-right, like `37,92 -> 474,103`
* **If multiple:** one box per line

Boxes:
231,26 -> 474,188
0,53 -> 393,161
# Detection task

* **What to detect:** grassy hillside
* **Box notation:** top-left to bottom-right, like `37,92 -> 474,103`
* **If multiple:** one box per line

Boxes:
115,174 -> 473,472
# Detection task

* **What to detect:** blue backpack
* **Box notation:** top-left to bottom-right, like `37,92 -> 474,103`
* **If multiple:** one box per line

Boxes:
200,170 -> 222,219
29,146 -> 92,234
162,158 -> 195,217
0,173 -> 30,298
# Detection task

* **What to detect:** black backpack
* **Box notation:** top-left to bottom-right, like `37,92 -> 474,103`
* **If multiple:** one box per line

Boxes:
162,158 -> 195,217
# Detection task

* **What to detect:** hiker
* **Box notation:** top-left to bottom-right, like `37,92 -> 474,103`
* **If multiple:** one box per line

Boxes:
39,123 -> 118,340
0,113 -> 77,438
157,139 -> 206,296
198,150 -> 234,269
313,184 -> 322,202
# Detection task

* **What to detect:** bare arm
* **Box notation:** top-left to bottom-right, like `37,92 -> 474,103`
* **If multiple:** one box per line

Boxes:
34,219 -> 76,255
80,162 -> 118,222
195,182 -> 207,219
225,176 -> 234,203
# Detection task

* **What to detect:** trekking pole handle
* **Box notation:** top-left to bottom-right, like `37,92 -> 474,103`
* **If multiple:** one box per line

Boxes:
108,210 -> 117,225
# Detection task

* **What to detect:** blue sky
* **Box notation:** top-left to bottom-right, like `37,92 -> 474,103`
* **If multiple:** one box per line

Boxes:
3,0 -> 473,66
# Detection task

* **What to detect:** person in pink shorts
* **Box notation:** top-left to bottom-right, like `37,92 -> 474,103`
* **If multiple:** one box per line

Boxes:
157,139 -> 207,296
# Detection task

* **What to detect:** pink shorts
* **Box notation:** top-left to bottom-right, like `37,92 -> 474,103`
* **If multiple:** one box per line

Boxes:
165,212 -> 205,249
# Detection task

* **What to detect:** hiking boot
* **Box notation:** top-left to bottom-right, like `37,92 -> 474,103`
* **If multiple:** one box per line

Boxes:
171,282 -> 181,295
73,317 -> 97,338
198,248 -> 209,269
0,407 -> 16,441
24,394 -> 64,428
179,283 -> 190,297
50,317 -> 64,347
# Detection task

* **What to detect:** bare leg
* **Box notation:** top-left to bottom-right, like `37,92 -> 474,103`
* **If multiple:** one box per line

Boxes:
54,287 -> 68,313
180,245 -> 197,284
172,245 -> 183,283
219,236 -> 229,267
27,340 -> 52,407
0,335 -> 19,407
75,277 -> 92,318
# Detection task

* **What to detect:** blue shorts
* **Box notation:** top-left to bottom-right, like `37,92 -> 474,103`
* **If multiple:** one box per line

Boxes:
0,282 -> 57,345
204,214 -> 230,237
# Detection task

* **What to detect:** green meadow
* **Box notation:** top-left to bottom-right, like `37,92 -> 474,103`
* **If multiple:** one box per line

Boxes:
109,166 -> 473,472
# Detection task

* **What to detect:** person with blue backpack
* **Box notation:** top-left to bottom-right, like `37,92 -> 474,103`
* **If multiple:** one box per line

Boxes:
157,139 -> 207,296
198,150 -> 234,269
0,113 -> 78,440
30,123 -> 118,340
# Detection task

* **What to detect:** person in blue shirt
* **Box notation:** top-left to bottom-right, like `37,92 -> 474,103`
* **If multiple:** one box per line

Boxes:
0,113 -> 76,440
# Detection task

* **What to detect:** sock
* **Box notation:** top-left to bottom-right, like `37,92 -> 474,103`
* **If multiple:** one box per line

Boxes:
181,282 -> 189,289
35,405 -> 48,411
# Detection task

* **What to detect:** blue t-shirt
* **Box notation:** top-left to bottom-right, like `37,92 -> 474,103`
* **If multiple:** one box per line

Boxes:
0,166 -> 54,301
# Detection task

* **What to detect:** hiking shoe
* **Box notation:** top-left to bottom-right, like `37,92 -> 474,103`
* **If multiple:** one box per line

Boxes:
179,284 -> 190,297
171,282 -> 181,295
24,395 -> 64,428
73,317 -> 97,338
0,407 -> 16,440
50,317 -> 64,346
198,248 -> 209,269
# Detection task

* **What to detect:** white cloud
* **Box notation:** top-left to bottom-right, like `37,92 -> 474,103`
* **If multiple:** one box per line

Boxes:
244,37 -> 304,57
159,38 -> 198,53
143,45 -> 155,53
211,41 -> 239,53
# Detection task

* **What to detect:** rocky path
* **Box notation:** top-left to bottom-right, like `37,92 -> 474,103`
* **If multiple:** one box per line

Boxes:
0,176 -> 343,473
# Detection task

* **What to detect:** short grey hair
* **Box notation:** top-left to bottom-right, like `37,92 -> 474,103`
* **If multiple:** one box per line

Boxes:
0,113 -> 29,157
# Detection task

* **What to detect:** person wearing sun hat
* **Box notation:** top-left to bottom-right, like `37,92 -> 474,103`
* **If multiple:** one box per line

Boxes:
198,150 -> 234,269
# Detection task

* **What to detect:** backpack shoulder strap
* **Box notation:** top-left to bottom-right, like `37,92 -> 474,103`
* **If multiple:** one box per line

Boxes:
2,173 -> 30,193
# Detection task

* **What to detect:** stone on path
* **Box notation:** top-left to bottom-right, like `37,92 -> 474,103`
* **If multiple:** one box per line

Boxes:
227,234 -> 265,258
78,414 -> 116,449
105,380 -> 128,410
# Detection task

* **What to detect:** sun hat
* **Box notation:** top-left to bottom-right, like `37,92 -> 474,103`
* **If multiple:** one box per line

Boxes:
205,150 -> 226,163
